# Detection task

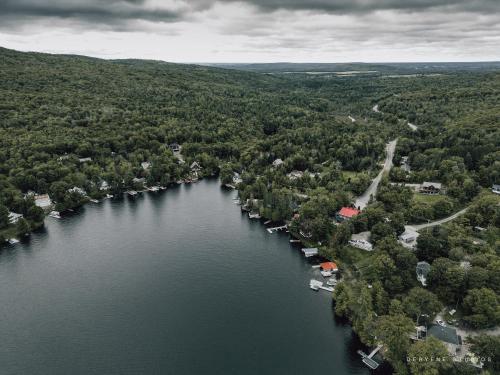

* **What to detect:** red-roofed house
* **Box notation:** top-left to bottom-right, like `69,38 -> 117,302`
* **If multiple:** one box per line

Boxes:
320,262 -> 338,271
320,262 -> 338,277
336,207 -> 361,222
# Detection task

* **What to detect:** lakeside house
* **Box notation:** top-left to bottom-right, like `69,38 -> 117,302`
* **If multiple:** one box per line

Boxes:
141,161 -> 151,171
99,180 -> 109,191
416,261 -> 431,286
420,181 -> 443,195
232,172 -> 243,185
190,161 -> 202,173
272,158 -> 284,168
8,212 -> 23,224
427,324 -> 462,356
34,194 -> 53,209
492,184 -> 500,194
68,186 -> 87,196
336,207 -> 361,222
132,177 -> 146,188
320,262 -> 338,276
302,247 -> 318,257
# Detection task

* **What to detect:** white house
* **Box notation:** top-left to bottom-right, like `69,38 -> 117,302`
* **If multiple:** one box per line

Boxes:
141,162 -> 151,171
492,184 -> 500,195
34,194 -> 52,209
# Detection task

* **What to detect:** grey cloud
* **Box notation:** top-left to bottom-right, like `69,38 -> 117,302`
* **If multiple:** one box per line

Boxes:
211,0 -> 500,14
0,0 -> 185,30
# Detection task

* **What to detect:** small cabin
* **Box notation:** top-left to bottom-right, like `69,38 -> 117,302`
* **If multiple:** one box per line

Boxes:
492,184 -> 500,195
169,143 -> 180,152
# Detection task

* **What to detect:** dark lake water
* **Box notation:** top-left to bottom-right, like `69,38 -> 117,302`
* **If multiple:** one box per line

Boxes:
0,179 -> 373,375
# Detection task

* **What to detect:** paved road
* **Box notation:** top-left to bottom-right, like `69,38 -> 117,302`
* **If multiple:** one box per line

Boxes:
406,207 -> 469,232
354,139 -> 397,210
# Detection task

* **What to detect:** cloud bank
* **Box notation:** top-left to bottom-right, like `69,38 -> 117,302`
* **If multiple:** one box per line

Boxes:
0,0 -> 498,62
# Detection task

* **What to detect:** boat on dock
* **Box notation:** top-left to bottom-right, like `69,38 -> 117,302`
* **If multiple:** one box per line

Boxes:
248,212 -> 261,219
148,186 -> 160,192
89,198 -> 99,203
7,238 -> 19,245
310,279 -> 323,291
327,277 -> 337,286
49,211 -> 61,219
309,279 -> 334,292
267,224 -> 287,234
289,239 -> 301,243
127,190 -> 138,197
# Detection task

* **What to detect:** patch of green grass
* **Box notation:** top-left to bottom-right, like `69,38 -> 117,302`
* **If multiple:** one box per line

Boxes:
412,193 -> 444,204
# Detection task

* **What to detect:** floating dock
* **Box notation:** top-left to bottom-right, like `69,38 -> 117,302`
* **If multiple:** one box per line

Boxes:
358,344 -> 382,370
309,279 -> 334,292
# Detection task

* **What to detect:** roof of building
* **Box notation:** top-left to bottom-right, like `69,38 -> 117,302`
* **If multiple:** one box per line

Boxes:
338,207 -> 361,218
427,324 -> 460,346
320,262 -> 338,270
422,181 -> 442,189
400,231 -> 418,240
272,158 -> 284,166
302,247 -> 318,254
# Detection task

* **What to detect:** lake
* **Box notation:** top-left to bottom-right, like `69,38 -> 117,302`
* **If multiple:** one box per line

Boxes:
0,179 -> 373,375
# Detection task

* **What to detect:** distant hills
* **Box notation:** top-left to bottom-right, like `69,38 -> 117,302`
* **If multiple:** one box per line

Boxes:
206,62 -> 500,74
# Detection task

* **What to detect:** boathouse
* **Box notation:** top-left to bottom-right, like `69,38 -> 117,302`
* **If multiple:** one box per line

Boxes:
336,207 -> 360,222
320,262 -> 338,272
302,248 -> 318,257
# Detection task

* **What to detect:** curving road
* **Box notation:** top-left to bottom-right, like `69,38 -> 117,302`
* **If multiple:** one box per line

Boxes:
354,139 -> 397,210
406,207 -> 469,232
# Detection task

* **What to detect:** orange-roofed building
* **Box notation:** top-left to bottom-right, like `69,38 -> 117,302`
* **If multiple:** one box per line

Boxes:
320,262 -> 338,271
336,207 -> 361,222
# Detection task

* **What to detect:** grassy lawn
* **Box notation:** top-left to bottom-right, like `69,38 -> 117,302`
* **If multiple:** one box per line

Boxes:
342,171 -> 359,179
412,193 -> 445,204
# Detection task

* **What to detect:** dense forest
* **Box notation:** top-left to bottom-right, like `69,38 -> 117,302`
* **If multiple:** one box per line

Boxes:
0,47 -> 499,374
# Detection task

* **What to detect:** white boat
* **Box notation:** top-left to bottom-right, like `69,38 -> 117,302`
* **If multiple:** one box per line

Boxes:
248,212 -> 261,219
8,238 -> 19,245
49,211 -> 61,219
320,270 -> 333,277
148,186 -> 160,192
309,279 -> 323,291
327,278 -> 337,286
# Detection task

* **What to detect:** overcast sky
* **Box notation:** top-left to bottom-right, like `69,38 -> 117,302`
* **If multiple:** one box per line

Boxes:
0,0 -> 499,62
